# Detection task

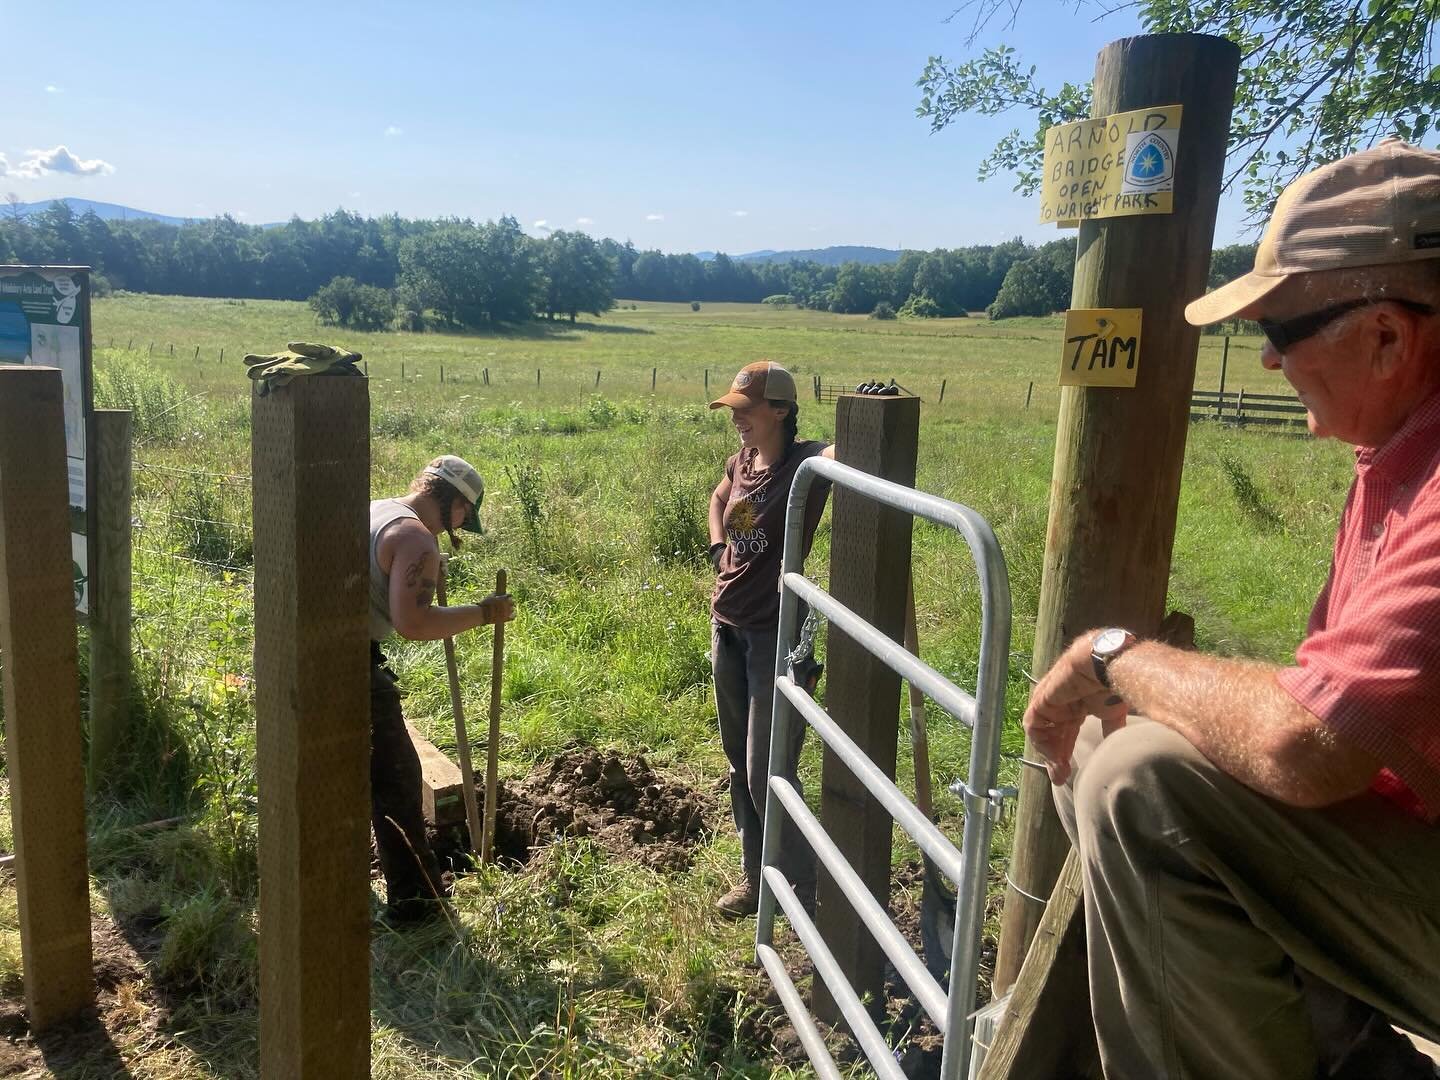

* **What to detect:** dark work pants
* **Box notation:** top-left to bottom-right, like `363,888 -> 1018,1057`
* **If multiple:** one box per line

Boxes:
370,643 -> 445,913
711,620 -> 814,886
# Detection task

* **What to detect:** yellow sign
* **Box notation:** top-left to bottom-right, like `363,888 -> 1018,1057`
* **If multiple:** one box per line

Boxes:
1060,309 -> 1142,387
1039,105 -> 1182,226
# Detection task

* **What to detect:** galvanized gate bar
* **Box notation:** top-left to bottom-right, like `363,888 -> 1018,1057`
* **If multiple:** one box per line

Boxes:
762,867 -> 911,1080
776,676 -> 966,883
783,572 -> 980,728
756,456 -> 1012,1080
755,945 -> 845,1080
767,778 -> 949,1028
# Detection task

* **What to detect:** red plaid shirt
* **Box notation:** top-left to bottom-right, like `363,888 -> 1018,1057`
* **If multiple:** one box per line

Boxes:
1277,389 -> 1440,821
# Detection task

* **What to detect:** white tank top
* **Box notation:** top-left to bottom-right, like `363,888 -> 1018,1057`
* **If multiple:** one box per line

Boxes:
369,499 -> 426,641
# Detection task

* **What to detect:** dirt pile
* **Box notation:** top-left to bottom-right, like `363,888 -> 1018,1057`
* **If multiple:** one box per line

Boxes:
491,748 -> 713,872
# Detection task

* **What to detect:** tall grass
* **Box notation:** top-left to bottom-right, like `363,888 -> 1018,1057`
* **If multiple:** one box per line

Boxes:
0,294 -> 1351,1077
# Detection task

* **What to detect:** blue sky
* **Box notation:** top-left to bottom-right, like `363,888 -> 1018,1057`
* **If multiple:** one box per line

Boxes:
1,1 -> 1253,252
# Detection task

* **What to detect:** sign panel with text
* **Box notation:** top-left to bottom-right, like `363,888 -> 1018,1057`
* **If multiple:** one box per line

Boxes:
1040,105 -> 1182,226
1060,308 -> 1142,388
0,265 -> 94,613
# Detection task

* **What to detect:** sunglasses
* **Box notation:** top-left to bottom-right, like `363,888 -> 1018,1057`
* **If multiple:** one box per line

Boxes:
1257,298 -> 1436,352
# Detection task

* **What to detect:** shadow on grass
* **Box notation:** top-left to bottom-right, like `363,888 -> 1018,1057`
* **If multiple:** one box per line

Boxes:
33,1010 -> 136,1079
406,317 -> 654,341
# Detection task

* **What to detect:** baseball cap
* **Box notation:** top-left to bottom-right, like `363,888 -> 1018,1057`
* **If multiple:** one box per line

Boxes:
708,361 -> 798,410
424,455 -> 485,533
1186,139 -> 1440,326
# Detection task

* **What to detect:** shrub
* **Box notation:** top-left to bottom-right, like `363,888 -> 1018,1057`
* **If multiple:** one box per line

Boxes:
870,301 -> 897,320
898,295 -> 941,319
761,294 -> 795,307
94,354 -> 191,444
89,272 -> 114,297
644,475 -> 708,566
690,301 -> 701,312
309,276 -> 396,331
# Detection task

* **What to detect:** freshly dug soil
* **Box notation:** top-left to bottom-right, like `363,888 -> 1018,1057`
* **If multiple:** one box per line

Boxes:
485,748 -> 713,872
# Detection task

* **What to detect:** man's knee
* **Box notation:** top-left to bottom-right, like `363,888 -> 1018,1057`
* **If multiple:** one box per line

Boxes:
1073,721 -> 1215,851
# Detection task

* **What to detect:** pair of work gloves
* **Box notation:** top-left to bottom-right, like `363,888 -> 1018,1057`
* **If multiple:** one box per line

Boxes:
244,342 -> 362,396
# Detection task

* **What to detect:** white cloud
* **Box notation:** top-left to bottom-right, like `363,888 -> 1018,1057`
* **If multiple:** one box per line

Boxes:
0,154 -> 8,177
350,191 -> 362,199
533,219 -> 552,234
645,212 -> 665,222
384,125 -> 403,137
4,145 -> 115,179
234,211 -> 249,219
44,85 -> 62,94
731,209 -> 749,217
576,216 -> 594,226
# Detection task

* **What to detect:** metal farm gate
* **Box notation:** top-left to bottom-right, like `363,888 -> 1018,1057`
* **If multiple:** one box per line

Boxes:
755,456 -> 1012,1080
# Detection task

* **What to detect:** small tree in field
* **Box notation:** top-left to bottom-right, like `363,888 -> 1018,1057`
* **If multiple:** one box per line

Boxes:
690,301 -> 701,311
870,301 -> 897,320
310,276 -> 396,330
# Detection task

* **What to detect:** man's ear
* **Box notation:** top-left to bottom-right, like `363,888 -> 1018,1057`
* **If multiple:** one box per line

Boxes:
1371,304 -> 1417,380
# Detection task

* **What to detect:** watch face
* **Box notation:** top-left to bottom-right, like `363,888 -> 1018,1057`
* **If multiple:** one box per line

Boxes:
1094,627 -> 1129,655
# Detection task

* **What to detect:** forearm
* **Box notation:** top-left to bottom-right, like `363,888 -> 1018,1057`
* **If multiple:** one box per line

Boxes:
709,493 -> 726,545
395,603 -> 493,641
1107,641 -> 1374,806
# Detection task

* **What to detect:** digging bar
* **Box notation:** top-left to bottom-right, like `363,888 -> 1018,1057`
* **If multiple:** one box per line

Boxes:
438,555 -> 485,861
481,568 -> 507,864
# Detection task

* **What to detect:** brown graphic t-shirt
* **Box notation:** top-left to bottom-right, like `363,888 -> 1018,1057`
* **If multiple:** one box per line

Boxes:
711,440 -> 831,629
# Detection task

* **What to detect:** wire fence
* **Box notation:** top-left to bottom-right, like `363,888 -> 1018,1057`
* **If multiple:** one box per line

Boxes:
130,460 -> 255,700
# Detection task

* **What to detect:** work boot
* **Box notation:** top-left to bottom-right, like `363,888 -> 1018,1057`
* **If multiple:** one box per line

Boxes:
715,877 -> 760,919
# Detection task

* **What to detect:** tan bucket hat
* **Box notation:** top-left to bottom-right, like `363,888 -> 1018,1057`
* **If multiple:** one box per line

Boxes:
1186,139 -> 1440,326
709,361 -> 798,410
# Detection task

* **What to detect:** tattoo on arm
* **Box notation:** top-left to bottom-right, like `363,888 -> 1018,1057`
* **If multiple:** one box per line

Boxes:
416,577 -> 436,609
404,558 -> 423,588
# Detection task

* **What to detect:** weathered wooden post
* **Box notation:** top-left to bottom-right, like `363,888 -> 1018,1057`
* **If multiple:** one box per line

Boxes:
993,32 -> 1239,997
1218,334 -> 1230,418
0,367 -> 94,1031
89,409 -> 133,787
252,377 -> 371,1078
813,393 -> 920,1022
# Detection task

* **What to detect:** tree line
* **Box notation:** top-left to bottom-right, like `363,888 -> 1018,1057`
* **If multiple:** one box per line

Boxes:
0,200 -> 1255,329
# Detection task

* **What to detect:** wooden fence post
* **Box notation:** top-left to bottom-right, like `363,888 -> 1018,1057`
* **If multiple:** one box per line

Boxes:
0,367 -> 94,1032
252,377 -> 371,1078
1218,335 -> 1230,418
89,409 -> 133,787
939,378 -> 947,403
1025,381 -> 1034,409
813,393 -> 921,1022
993,32 -> 1240,998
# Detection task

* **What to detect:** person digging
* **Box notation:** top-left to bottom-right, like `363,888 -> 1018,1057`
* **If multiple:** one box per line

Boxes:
369,455 -> 514,926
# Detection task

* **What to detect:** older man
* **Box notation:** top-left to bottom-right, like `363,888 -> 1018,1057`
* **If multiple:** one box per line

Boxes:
1025,139 -> 1440,1078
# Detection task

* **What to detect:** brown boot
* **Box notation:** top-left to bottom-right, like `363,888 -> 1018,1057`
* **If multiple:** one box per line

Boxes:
715,877 -> 759,919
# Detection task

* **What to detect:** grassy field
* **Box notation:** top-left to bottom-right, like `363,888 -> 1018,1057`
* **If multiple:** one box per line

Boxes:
0,295 -> 1352,1077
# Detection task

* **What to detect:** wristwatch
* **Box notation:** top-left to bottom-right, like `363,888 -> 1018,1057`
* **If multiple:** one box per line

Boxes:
1090,628 -> 1137,689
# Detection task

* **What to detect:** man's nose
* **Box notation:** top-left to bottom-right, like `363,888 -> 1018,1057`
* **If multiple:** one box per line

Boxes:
1260,341 -> 1283,371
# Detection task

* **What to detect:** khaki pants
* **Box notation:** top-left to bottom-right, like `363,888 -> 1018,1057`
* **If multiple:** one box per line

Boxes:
1054,717 -> 1440,1079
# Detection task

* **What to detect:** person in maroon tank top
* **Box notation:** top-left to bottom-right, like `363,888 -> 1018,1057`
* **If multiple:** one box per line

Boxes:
706,361 -> 835,918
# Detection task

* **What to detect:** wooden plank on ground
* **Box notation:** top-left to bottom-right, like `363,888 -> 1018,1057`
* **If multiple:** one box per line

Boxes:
407,722 -> 465,826
978,850 -> 1100,1080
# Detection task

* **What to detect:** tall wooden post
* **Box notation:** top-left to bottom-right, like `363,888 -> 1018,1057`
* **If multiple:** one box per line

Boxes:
0,367 -> 94,1031
252,377 -> 371,1078
813,394 -> 920,1022
994,33 -> 1239,994
89,409 -> 133,787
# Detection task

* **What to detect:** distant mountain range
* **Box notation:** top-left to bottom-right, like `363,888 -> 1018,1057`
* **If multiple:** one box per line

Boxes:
695,245 -> 902,266
8,199 -> 906,265
6,197 -> 191,226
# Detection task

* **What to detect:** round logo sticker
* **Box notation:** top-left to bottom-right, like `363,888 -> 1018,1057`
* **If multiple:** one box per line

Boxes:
734,370 -> 754,389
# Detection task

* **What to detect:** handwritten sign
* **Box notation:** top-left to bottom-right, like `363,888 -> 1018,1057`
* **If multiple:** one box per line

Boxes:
1040,105 -> 1182,226
1060,309 -> 1142,387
